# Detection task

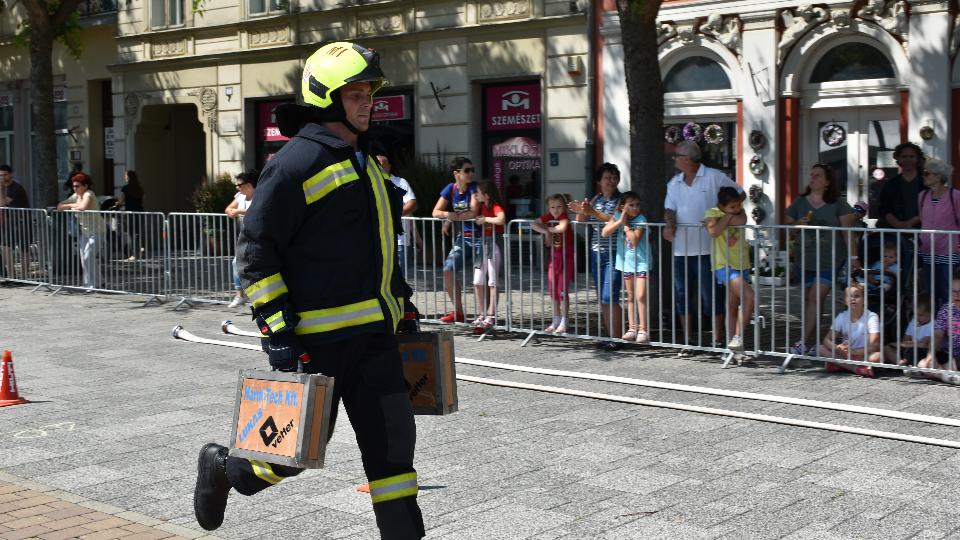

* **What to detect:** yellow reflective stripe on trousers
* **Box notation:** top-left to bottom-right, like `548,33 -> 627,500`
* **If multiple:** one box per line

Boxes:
249,460 -> 283,485
245,273 -> 288,308
303,160 -> 359,205
369,472 -> 418,504
264,311 -> 286,333
295,298 -> 384,335
368,157 -> 402,329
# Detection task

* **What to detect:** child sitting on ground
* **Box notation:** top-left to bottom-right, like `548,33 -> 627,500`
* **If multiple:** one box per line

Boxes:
530,194 -> 575,334
601,190 -> 650,344
704,186 -> 753,351
818,283 -> 882,377
883,297 -> 933,367
917,276 -> 960,384
471,180 -> 506,333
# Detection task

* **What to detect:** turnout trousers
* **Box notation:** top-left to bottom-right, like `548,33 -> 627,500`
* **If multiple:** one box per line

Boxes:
224,332 -> 425,539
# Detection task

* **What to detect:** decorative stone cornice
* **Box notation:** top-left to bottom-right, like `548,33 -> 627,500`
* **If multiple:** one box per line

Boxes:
151,39 -> 187,58
698,13 -> 742,57
248,25 -> 290,48
777,5 -> 829,64
478,1 -> 530,22
358,12 -> 404,36
187,87 -> 218,115
854,0 -> 909,39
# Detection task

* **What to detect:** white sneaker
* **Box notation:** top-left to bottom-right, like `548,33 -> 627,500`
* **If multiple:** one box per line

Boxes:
227,296 -> 246,309
727,335 -> 744,351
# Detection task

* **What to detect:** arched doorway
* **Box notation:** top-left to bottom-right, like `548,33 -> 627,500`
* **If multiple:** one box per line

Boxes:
798,40 -> 902,217
134,104 -> 206,212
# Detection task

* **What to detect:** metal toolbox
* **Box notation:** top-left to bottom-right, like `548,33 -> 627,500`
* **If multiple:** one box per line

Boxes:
397,331 -> 458,415
229,369 -> 334,469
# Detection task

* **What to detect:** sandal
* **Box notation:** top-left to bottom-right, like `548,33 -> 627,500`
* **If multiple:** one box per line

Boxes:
543,325 -> 556,334
621,328 -> 637,341
555,324 -> 567,334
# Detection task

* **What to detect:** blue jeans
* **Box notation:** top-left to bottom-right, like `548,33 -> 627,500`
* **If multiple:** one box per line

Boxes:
673,254 -> 722,316
443,235 -> 478,274
589,250 -> 622,305
397,243 -> 409,279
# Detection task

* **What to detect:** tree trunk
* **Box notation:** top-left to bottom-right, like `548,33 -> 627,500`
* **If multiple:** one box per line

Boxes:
617,0 -> 671,336
616,0 -> 665,223
29,29 -> 58,208
22,0 -> 84,207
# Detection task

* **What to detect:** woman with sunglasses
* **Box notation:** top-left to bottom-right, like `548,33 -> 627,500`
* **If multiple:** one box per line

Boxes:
226,170 -> 258,308
57,172 -> 105,289
432,156 -> 479,323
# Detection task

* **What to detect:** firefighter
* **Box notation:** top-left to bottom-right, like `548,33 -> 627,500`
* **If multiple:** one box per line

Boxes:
193,41 -> 425,539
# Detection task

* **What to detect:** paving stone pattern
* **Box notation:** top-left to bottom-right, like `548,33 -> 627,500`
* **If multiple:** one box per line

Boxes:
2,287 -> 960,538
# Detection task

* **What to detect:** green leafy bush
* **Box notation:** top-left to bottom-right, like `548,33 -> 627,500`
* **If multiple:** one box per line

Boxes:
192,173 -> 236,214
394,154 -> 452,218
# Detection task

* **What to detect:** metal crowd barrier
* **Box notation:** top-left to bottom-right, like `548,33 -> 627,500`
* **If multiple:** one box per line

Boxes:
0,208 -> 48,287
166,212 -> 242,309
8,208 -> 960,384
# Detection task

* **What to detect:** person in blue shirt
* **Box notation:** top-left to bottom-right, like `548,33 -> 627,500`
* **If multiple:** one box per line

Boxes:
431,156 -> 479,323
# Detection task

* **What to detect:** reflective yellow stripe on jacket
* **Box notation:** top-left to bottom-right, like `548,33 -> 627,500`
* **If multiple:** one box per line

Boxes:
369,472 -> 418,504
295,298 -> 384,335
367,157 -> 402,329
303,159 -> 359,205
245,273 -> 288,308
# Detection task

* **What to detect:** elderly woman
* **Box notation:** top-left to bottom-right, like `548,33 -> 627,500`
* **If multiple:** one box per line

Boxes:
784,163 -> 861,356
917,158 -> 960,310
57,172 -> 104,289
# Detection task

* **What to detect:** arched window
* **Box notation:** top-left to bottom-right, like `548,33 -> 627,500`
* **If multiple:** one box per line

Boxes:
809,42 -> 895,83
663,56 -> 732,92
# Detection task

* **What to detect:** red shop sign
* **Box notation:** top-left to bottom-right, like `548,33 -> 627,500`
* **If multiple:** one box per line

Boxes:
372,95 -> 408,122
485,83 -> 541,131
258,100 -> 292,142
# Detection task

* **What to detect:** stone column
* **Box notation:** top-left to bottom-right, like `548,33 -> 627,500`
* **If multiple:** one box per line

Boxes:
908,2 -> 951,159
740,12 -> 779,223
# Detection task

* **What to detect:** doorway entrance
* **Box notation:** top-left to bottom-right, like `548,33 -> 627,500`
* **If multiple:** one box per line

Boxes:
803,107 -> 900,219
135,104 -> 205,212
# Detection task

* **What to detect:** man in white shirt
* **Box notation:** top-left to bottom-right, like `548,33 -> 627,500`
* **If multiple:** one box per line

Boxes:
376,152 -> 417,278
663,140 -> 743,348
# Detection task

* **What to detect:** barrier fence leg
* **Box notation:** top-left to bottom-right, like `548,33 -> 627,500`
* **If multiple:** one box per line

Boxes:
173,297 -> 195,311
142,295 -> 164,307
721,351 -> 737,369
779,354 -> 795,374
520,331 -> 537,347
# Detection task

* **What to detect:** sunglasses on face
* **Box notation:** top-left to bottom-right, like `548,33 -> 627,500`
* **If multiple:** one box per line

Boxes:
458,168 -> 475,173
235,182 -> 248,188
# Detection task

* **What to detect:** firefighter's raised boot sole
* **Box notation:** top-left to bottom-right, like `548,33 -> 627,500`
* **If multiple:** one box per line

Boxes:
194,443 -> 231,531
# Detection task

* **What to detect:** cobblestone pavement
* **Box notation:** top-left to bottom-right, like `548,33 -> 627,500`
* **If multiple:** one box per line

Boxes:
0,475 -> 211,540
3,286 -> 960,539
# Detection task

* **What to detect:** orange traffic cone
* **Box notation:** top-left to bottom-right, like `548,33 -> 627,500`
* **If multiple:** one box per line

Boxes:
0,351 -> 28,407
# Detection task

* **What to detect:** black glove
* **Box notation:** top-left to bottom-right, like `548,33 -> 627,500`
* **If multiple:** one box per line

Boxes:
396,300 -> 421,334
254,301 -> 299,337
261,332 -> 311,372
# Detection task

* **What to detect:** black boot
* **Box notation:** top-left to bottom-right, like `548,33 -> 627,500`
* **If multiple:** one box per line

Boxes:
193,443 -> 230,531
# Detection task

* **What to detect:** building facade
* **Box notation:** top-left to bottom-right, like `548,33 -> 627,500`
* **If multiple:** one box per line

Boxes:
0,1 -> 119,205
1,1 -> 591,213
601,0 -> 959,224
120,0 -> 594,213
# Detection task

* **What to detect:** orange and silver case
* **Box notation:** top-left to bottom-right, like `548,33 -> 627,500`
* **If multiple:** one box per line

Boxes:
397,330 -> 458,415
229,369 -> 334,469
